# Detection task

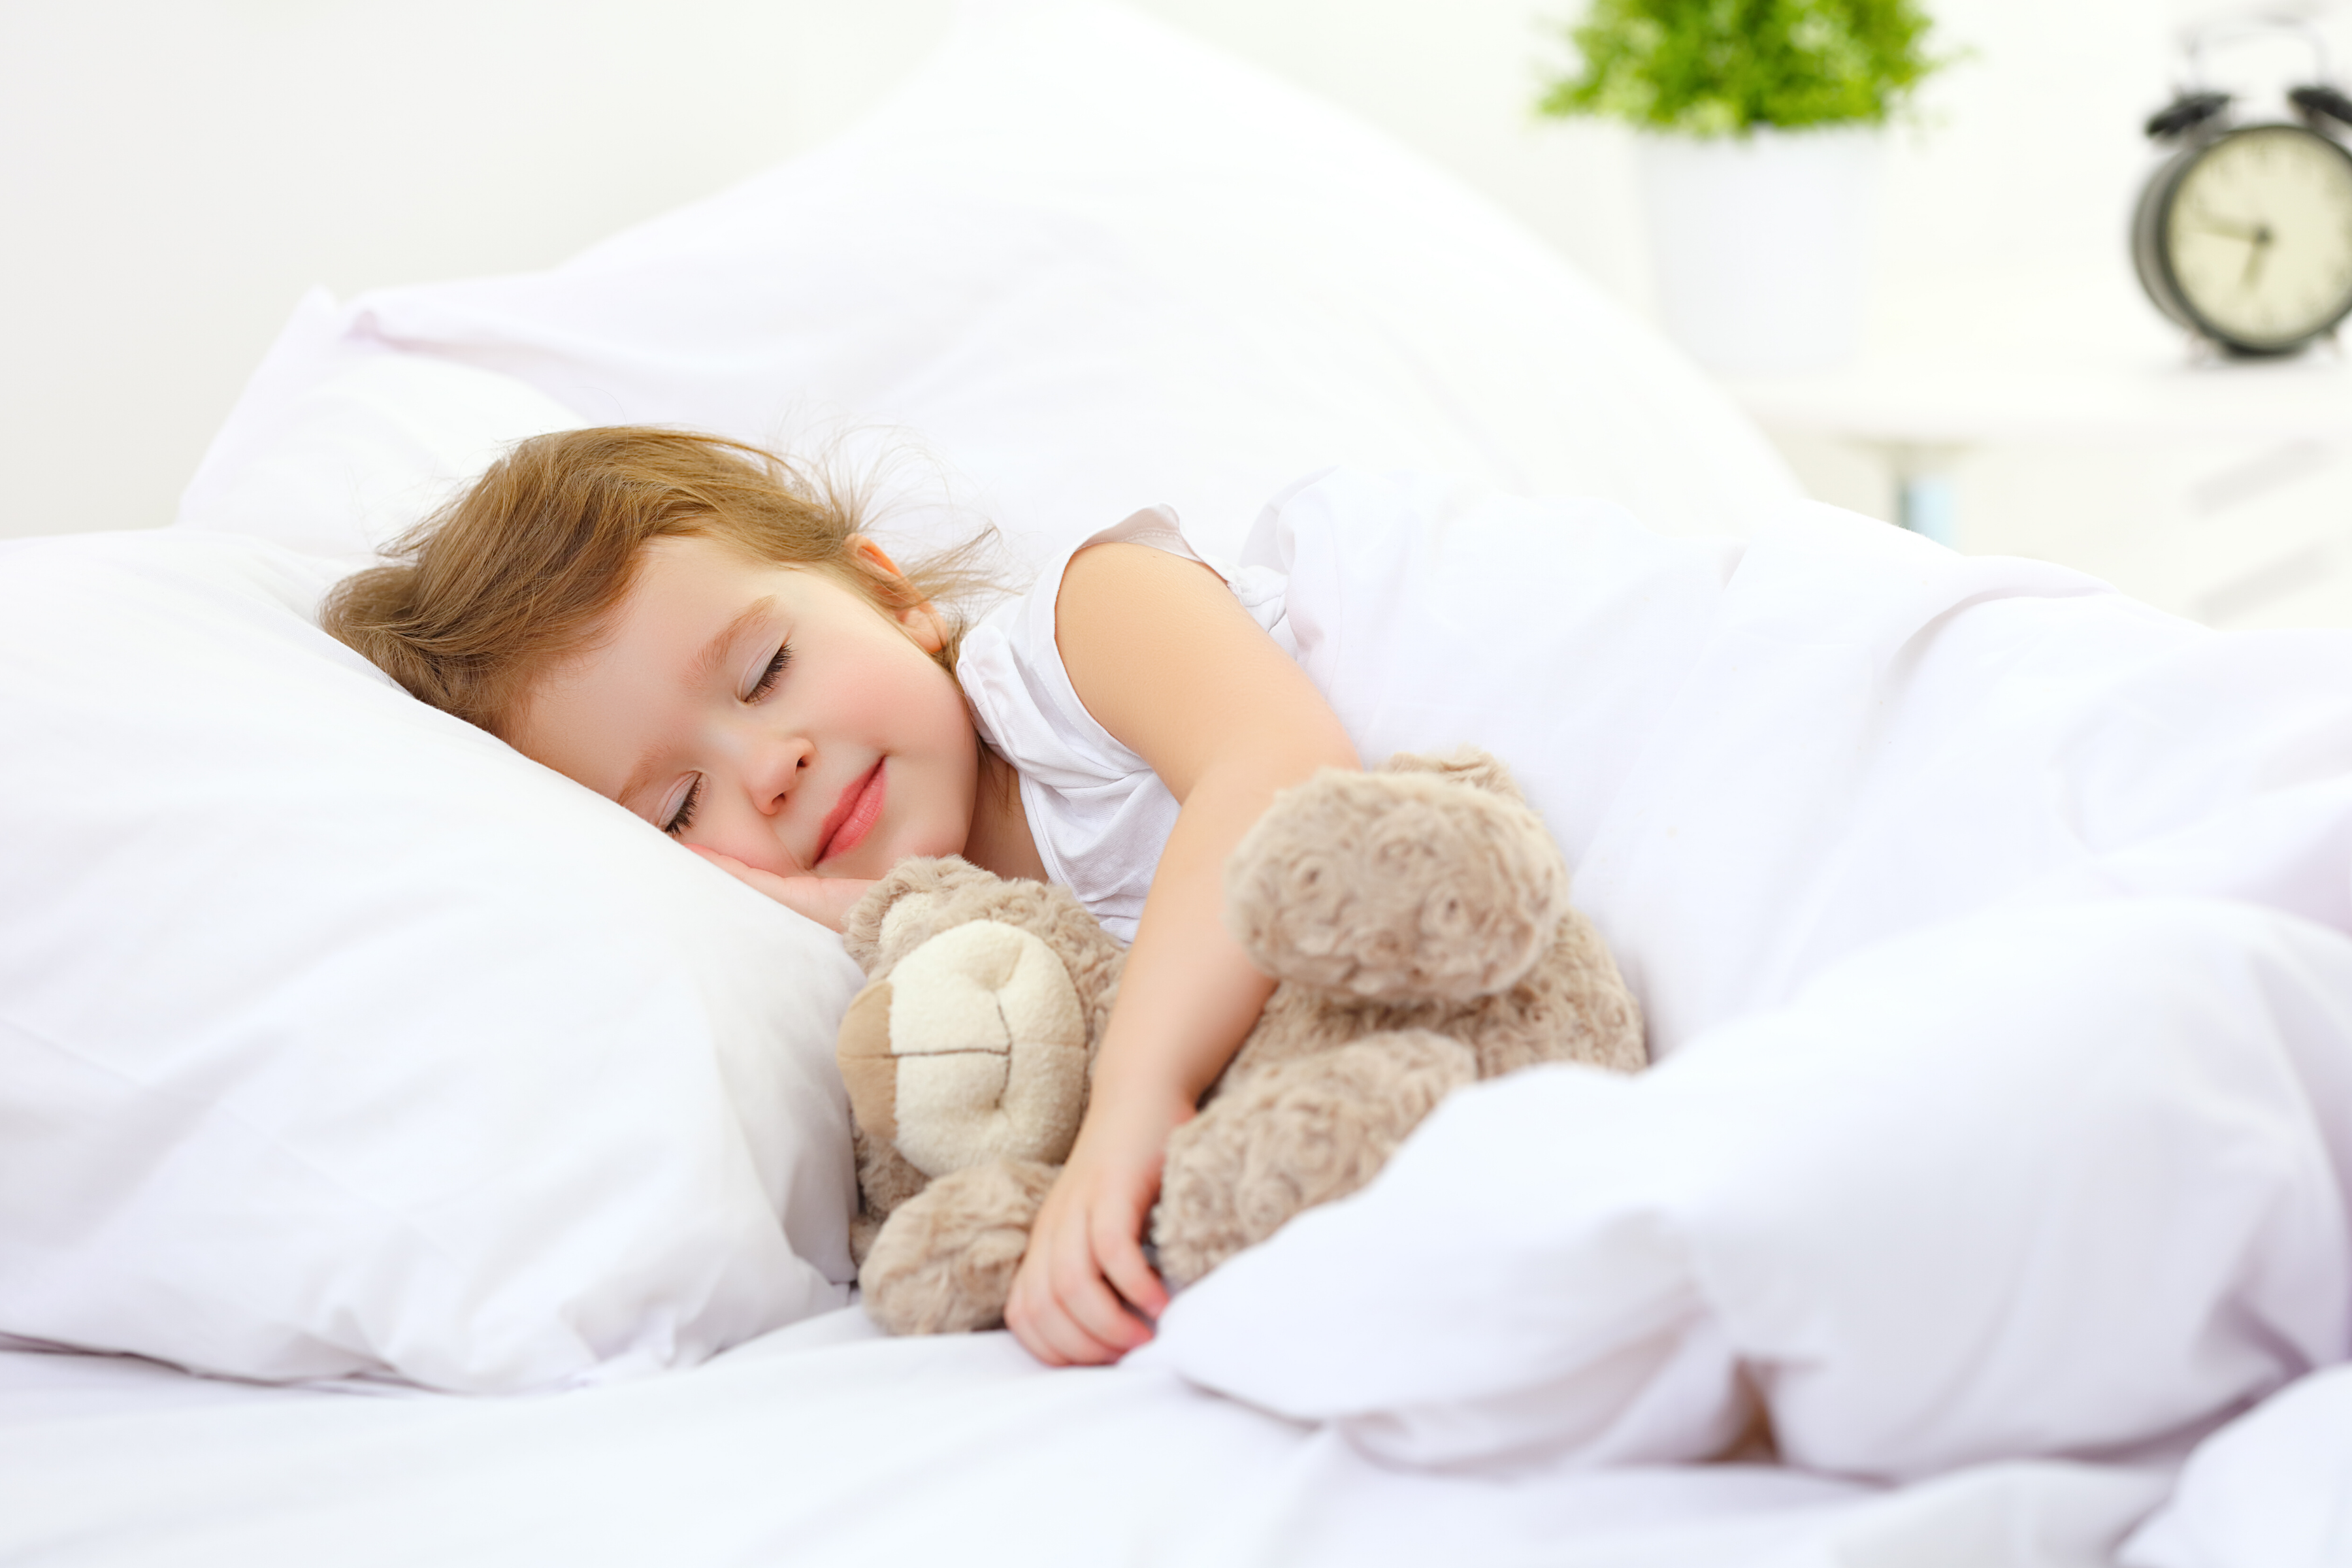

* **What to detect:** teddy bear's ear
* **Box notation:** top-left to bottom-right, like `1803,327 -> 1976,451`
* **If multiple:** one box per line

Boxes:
838,981 -> 902,1148
1377,746 -> 1527,804
842,857 -> 1005,975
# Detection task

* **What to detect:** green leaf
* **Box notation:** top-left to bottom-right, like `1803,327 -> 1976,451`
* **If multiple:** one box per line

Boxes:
1537,0 -> 1953,136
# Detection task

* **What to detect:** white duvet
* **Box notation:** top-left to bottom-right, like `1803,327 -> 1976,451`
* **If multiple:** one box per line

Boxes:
1124,470 -> 2352,1548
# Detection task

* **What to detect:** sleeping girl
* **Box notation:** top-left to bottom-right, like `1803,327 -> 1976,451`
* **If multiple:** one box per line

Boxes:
324,425 -> 1361,1369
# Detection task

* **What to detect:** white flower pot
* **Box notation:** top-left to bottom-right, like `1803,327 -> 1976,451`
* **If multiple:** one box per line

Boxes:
1637,126 -> 1883,374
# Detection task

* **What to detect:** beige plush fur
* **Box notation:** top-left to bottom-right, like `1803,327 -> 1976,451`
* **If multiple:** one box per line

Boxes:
837,748 -> 1646,1335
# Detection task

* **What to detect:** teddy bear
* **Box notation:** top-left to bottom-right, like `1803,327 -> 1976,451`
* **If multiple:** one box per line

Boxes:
834,747 -> 1646,1335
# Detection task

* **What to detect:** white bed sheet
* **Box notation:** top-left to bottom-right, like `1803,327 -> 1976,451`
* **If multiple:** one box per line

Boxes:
0,1331 -> 2170,1568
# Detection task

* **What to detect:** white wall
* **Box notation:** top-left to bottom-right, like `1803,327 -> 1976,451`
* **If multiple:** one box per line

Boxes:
7,0 -> 2351,624
0,0 -> 954,538
1167,0 -> 2345,327
1117,0 -> 2352,630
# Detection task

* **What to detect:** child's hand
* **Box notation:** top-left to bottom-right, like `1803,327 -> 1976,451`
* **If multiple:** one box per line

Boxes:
687,845 -> 875,933
1005,1094 -> 1186,1365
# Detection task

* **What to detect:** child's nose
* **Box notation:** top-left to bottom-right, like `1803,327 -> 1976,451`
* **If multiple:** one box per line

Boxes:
743,731 -> 813,815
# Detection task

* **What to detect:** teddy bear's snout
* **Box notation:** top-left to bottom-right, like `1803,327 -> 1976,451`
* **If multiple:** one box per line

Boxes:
843,920 -> 1092,1179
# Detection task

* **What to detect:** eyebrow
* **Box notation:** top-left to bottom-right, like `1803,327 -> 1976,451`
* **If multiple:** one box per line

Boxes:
617,595 -> 778,809
689,596 -> 779,692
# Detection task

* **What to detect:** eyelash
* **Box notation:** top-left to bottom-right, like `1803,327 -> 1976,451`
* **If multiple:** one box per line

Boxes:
663,642 -> 791,838
749,642 -> 792,702
663,781 -> 702,838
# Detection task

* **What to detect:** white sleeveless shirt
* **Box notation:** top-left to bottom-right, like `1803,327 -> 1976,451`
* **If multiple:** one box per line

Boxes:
955,505 -> 1295,944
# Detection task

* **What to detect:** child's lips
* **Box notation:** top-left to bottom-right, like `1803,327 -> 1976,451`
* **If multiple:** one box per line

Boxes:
815,761 -> 886,865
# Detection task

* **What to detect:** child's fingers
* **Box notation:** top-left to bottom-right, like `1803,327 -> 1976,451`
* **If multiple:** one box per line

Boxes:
766,876 -> 878,931
1094,1220 -> 1169,1322
684,843 -> 766,885
1031,1220 -> 1147,1361
1009,1192 -> 1151,1365
1009,1258 -> 1120,1365
683,846 -> 872,932
1086,1140 -> 1172,1322
1028,1284 -> 1129,1366
1063,1181 -> 1160,1348
1050,1247 -> 1154,1356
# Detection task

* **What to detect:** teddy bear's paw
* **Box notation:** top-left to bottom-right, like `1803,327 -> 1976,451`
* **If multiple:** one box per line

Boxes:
1531,907 -> 1650,1075
1152,1030 -> 1476,1286
838,919 -> 1092,1179
847,1122 -> 931,1267
1409,904 -> 1650,1084
860,1159 -> 1057,1335
1224,768 -> 1570,1004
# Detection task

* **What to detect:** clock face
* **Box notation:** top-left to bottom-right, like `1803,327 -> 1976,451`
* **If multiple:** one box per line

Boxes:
2160,125 -> 2352,352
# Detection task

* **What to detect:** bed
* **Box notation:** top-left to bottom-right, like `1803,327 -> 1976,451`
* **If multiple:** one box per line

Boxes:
3,5 -> 2345,1563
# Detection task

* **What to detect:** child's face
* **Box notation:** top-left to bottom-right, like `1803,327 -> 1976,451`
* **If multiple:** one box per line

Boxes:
512,534 -> 979,881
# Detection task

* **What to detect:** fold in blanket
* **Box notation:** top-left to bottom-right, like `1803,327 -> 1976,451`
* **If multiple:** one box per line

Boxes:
1145,898 -> 2352,1481
1132,479 -> 2352,1490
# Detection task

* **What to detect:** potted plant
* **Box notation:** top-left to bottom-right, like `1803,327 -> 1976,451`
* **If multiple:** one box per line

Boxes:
1539,0 -> 1951,373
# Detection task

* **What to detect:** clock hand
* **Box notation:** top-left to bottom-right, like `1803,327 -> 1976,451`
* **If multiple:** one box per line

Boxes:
2242,225 -> 2274,289
2189,208 -> 2265,242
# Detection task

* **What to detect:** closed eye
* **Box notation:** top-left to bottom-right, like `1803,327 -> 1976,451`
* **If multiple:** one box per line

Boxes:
748,641 -> 792,702
662,777 -> 704,838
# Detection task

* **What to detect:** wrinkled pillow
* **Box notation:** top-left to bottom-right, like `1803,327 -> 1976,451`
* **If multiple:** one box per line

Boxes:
0,531 -> 858,1392
178,319 -> 586,561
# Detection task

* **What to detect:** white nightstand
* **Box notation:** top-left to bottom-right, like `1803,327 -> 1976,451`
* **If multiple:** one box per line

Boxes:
1710,267 -> 2352,627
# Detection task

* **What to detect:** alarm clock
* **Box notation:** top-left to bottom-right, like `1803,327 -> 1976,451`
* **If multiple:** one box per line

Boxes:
2132,25 -> 2352,357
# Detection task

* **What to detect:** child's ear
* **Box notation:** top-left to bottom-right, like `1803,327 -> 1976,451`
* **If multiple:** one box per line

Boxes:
898,598 -> 948,655
849,534 -> 947,655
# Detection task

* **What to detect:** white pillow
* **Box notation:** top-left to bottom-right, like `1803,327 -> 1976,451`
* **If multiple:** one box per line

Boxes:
0,531 -> 858,1393
177,304 -> 586,561
179,0 -> 1796,575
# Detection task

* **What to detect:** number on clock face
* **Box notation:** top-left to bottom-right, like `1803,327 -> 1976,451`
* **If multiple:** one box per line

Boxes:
2165,125 -> 2352,348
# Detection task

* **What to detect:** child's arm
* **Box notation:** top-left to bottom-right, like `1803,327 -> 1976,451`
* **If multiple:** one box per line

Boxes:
1004,541 -> 1360,1366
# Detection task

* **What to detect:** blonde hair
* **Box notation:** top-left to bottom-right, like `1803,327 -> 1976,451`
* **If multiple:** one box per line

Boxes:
321,427 -> 999,741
